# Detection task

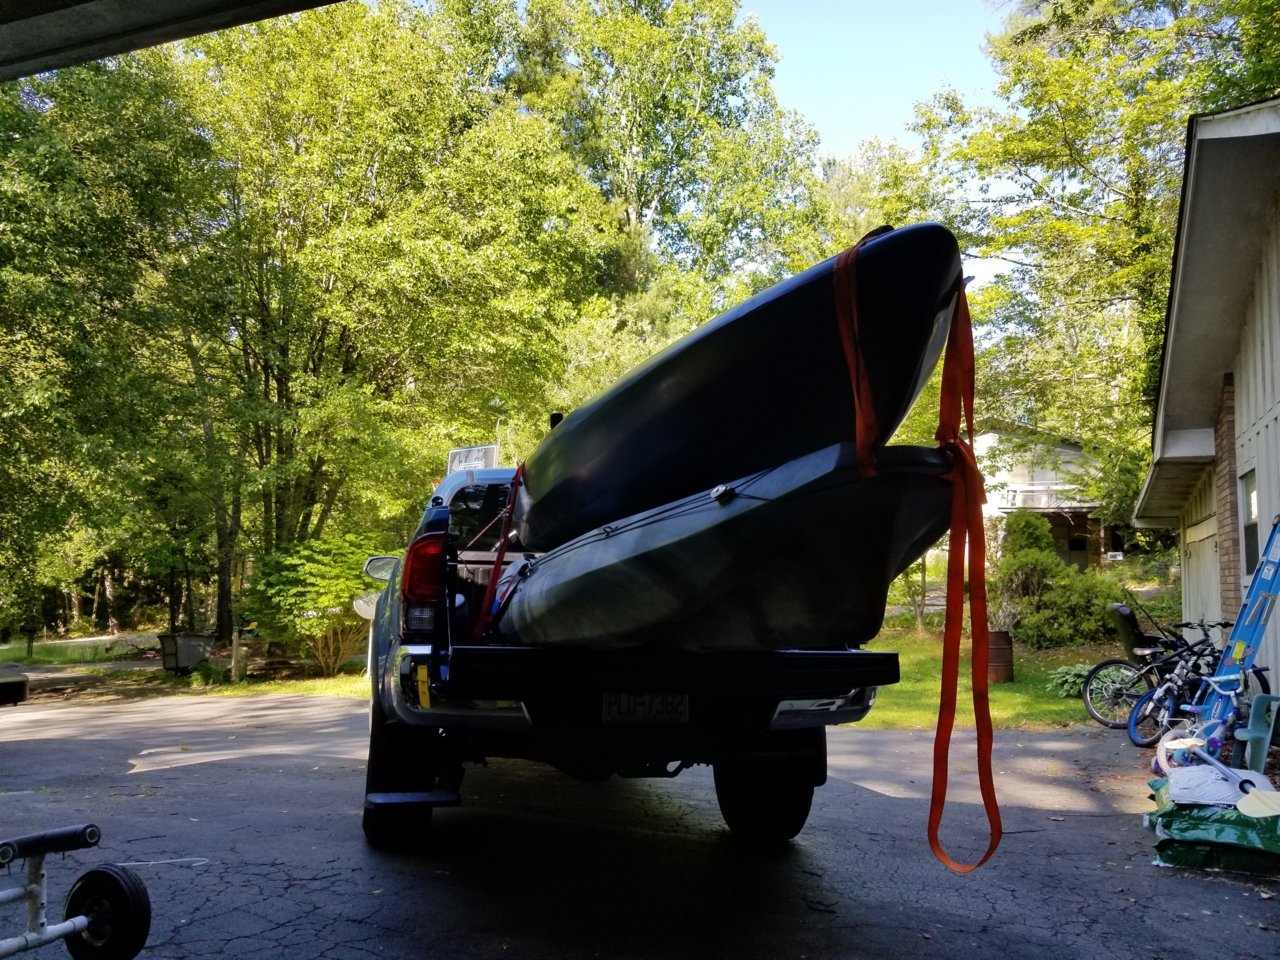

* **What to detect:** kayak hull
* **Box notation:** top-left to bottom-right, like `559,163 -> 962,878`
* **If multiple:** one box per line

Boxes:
498,443 -> 953,652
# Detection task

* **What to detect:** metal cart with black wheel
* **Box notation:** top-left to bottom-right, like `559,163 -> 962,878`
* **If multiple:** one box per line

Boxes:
0,825 -> 150,959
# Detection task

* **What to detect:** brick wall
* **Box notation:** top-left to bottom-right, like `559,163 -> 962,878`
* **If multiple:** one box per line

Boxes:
1215,372 -> 1241,613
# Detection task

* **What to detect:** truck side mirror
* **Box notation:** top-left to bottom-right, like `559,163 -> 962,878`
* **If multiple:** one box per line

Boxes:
363,556 -> 398,582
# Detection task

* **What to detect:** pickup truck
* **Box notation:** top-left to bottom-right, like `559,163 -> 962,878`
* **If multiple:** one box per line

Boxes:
359,468 -> 900,850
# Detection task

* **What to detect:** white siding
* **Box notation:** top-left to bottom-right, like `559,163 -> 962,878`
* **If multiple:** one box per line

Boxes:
1232,196 -> 1280,675
1179,470 -> 1219,625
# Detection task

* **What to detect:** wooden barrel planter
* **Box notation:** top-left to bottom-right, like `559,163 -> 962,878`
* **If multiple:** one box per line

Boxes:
988,630 -> 1015,683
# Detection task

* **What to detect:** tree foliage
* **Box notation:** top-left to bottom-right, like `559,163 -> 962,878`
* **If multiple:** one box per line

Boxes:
0,0 -> 828,642
4,0 -> 1264,644
907,0 -> 1271,527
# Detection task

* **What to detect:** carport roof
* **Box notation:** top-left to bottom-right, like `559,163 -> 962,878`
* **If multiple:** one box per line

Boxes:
0,1 -> 337,82
1134,97 -> 1280,528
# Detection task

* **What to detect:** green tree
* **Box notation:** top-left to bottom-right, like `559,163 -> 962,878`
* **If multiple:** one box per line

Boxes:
1208,0 -> 1280,107
511,1 -> 829,307
911,0 -> 1256,526
0,53 -> 217,632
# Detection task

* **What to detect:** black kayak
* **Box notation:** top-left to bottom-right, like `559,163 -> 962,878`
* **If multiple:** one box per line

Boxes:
497,442 -> 953,652
513,222 -> 962,552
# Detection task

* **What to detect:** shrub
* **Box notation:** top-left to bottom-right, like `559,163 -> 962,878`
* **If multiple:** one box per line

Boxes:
1045,663 -> 1093,698
306,613 -> 368,678
1002,511 -> 1055,555
189,660 -> 229,688
1000,547 -> 1060,606
1009,562 -> 1124,649
247,533 -> 389,676
996,511 -> 1123,649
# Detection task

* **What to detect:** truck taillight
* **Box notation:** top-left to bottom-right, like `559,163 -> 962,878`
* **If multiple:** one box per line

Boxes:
402,532 -> 447,605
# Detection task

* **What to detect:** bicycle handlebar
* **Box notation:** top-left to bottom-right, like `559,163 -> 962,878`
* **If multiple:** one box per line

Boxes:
1200,674 -> 1244,695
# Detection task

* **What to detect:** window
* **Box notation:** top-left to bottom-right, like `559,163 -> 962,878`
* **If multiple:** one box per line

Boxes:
449,483 -> 511,552
1242,470 -> 1259,575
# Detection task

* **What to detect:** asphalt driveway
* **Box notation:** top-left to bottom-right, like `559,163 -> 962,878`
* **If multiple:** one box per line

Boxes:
1,696 -> 1276,959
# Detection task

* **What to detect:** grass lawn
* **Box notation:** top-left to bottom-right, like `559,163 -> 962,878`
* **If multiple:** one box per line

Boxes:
0,641 -> 136,664
860,627 -> 1115,730
12,628 -> 1120,729
73,669 -> 370,700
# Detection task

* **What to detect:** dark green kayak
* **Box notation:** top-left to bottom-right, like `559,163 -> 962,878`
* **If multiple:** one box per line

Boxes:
513,222 -> 961,552
498,442 -> 952,652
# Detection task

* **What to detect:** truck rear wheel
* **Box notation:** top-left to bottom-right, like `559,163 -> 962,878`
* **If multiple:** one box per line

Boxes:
713,728 -> 825,844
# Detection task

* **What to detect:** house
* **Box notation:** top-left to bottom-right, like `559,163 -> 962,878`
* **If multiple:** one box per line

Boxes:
1134,96 -> 1280,675
976,430 -> 1114,569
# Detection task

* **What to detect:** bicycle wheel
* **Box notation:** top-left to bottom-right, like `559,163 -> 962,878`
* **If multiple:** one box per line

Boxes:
1083,659 -> 1152,728
1128,688 -> 1167,747
1248,666 -> 1271,696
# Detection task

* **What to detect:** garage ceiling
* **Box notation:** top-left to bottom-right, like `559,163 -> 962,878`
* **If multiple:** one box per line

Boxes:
0,1 -> 338,82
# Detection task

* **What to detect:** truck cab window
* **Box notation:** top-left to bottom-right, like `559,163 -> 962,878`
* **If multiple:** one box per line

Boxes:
450,484 -> 511,551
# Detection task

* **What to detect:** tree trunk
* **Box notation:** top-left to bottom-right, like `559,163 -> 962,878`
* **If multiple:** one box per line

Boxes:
183,562 -> 197,631
167,566 -> 179,635
103,567 -> 119,636
214,485 -> 240,648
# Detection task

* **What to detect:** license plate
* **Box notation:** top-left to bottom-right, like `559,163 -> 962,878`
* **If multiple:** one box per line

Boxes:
602,692 -> 689,725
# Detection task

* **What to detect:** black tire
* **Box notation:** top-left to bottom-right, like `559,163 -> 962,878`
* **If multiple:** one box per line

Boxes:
63,865 -> 151,960
1083,659 -> 1153,728
714,729 -> 824,844
1127,688 -> 1167,747
1248,666 -> 1271,696
362,700 -> 440,852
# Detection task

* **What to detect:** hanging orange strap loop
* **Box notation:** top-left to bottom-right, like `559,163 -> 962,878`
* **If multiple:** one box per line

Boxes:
472,461 -> 525,641
833,242 -> 1001,872
929,283 -> 1002,872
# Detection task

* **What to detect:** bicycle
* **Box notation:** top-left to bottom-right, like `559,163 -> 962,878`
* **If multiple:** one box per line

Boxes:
1152,672 -> 1256,775
1125,638 -> 1220,746
1127,646 -> 1271,748
1082,614 -> 1232,729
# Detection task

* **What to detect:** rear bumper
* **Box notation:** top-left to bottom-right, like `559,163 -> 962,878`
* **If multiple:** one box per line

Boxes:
384,643 -> 897,737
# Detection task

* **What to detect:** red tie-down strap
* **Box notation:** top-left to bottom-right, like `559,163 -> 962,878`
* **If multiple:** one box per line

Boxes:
473,462 -> 526,641
833,227 -> 892,476
929,283 -> 1002,872
832,242 -> 1001,872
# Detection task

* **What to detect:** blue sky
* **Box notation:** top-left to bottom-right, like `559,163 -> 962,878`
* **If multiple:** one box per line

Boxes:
740,0 -> 1009,158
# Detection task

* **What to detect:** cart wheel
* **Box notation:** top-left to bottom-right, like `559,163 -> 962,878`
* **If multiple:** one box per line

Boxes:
63,865 -> 151,960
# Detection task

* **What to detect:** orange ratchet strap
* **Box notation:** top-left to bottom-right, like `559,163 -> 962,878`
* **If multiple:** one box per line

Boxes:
929,282 -> 1002,872
833,227 -> 892,476
833,239 -> 1001,872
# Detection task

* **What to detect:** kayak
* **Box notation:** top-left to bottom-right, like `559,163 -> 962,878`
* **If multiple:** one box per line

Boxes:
513,222 -> 962,552
497,442 -> 953,652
